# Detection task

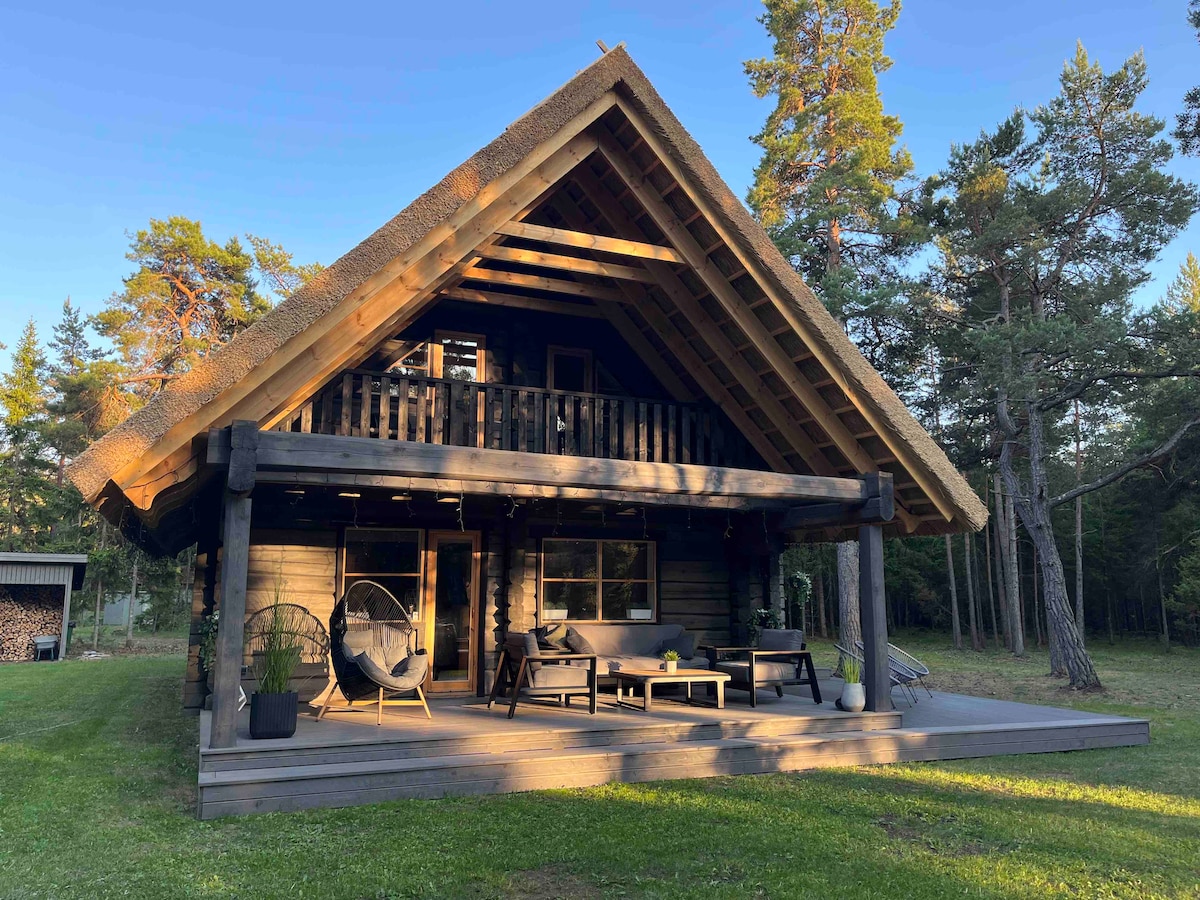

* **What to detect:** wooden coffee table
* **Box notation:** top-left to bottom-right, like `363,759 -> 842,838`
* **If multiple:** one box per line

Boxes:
611,668 -> 732,711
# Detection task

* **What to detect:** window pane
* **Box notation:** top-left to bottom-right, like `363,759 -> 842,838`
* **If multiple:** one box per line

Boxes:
543,582 -> 597,621
602,541 -> 649,581
550,353 -> 588,392
441,336 -> 481,382
602,582 -> 651,621
543,540 -> 597,579
345,530 -> 421,574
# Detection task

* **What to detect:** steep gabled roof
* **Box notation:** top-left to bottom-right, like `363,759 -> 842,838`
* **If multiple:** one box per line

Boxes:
68,46 -> 987,540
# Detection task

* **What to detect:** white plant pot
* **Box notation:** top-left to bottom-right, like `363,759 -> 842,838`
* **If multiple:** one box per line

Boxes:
840,682 -> 866,713
663,660 -> 678,674
543,609 -> 568,621
629,609 -> 653,620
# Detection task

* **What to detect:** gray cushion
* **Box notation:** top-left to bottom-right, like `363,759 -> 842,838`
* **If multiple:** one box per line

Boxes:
658,632 -> 695,659
522,632 -> 543,672
357,648 -> 428,692
534,624 -> 568,650
567,623 -> 684,657
715,659 -> 797,683
530,664 -> 591,689
565,626 -> 595,655
759,629 -> 805,651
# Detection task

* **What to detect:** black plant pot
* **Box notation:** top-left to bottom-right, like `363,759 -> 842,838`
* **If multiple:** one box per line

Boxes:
249,691 -> 298,739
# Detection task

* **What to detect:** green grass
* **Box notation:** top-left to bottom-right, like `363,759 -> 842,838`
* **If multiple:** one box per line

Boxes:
0,637 -> 1197,899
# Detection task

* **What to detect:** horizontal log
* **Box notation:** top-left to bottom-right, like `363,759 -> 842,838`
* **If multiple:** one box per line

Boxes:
494,221 -> 685,263
477,244 -> 657,283
439,287 -> 606,318
209,430 -> 870,505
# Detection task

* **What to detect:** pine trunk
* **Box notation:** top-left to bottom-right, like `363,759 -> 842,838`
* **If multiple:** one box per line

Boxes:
837,541 -> 861,647
1003,409 -> 1100,688
964,533 -> 981,650
945,535 -> 963,649
126,554 -> 139,648
984,519 -> 1000,645
814,569 -> 827,638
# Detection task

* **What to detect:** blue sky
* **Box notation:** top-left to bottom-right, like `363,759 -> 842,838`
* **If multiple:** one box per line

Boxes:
1,0 -> 1198,368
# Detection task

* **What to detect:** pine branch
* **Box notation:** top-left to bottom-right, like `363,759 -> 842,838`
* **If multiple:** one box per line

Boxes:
1050,414 -> 1200,507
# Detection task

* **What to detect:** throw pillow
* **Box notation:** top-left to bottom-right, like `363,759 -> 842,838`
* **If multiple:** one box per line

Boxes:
533,624 -> 567,651
390,654 -> 412,677
565,626 -> 595,655
658,632 -> 696,659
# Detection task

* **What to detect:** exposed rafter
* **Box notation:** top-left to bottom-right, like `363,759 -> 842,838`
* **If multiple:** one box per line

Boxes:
439,286 -> 606,318
477,244 -> 657,283
459,264 -> 627,302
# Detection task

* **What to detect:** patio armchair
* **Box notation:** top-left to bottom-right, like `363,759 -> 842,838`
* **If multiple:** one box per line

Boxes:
487,632 -> 598,719
852,640 -> 933,701
835,642 -> 920,705
705,629 -> 822,708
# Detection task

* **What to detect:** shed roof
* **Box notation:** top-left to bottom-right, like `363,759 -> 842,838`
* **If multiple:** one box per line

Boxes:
0,553 -> 89,590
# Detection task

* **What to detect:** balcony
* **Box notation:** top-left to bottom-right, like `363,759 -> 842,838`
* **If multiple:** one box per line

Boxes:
273,370 -> 753,468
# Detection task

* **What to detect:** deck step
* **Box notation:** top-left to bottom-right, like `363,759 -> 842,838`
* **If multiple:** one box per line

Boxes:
196,717 -> 1149,819
199,708 -> 899,773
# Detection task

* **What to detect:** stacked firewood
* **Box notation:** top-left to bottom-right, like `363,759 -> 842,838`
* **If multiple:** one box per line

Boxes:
0,589 -> 63,661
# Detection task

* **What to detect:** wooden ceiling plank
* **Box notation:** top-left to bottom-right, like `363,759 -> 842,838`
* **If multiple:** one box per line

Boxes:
495,221 -> 685,263
477,244 -> 657,283
609,98 -> 958,525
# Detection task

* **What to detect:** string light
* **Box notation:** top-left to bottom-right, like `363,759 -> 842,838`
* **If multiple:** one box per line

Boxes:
723,510 -> 733,540
457,488 -> 465,532
641,506 -> 648,539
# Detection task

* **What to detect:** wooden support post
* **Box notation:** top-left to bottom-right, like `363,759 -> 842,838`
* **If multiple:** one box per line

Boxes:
59,577 -> 72,661
210,421 -> 258,749
858,523 -> 891,712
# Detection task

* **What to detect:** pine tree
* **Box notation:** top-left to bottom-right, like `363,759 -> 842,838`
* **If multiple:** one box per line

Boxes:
0,320 -> 55,549
924,46 -> 1200,687
1175,1 -> 1200,155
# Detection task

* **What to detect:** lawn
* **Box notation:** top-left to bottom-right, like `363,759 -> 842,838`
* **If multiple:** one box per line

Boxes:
0,635 -> 1197,899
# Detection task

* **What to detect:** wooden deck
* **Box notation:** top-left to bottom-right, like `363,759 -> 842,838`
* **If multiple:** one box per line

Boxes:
195,678 -> 1149,818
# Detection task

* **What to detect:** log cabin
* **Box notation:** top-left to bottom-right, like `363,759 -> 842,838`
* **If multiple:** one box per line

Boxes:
67,46 -> 991,791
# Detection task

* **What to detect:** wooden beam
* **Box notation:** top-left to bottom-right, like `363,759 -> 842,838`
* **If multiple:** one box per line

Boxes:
858,523 -> 892,712
477,244 -> 657,283
210,421 -> 257,749
255,471 -> 766,511
594,132 -> 922,531
440,287 -> 606,318
209,430 -> 871,504
495,221 -> 685,263
460,264 -> 627,302
105,95 -> 617,506
609,100 -> 959,526
592,300 -> 693,402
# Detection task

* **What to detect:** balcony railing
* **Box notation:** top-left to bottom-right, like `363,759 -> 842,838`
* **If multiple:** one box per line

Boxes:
273,371 -> 749,467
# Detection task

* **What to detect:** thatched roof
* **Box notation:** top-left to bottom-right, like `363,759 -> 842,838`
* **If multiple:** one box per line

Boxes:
68,46 -> 987,541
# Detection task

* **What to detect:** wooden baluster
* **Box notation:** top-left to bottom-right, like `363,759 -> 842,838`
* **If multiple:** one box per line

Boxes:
414,381 -> 426,443
622,400 -> 634,460
484,387 -> 496,449
339,374 -> 353,436
563,396 -> 576,455
396,378 -> 410,441
534,392 -> 545,453
651,404 -> 663,463
448,382 -> 463,446
637,402 -> 648,462
686,408 -> 696,465
594,399 -> 605,458
319,389 -> 332,435
696,411 -> 708,465
667,406 -> 676,463
378,377 -> 391,439
359,375 -> 373,438
300,401 -> 313,435
579,396 -> 591,457
475,385 -> 485,449
432,382 -> 445,445
501,389 -> 513,450
518,390 -> 530,451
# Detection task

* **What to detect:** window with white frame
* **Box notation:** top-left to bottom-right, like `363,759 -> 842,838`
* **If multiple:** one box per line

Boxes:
540,539 -> 656,622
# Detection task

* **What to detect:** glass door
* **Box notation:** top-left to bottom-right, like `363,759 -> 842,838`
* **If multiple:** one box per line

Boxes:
423,531 -> 480,693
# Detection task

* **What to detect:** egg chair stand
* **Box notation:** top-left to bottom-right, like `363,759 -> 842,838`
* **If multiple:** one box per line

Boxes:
316,579 -> 432,724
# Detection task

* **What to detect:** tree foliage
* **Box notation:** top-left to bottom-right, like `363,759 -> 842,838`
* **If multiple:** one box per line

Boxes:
1175,0 -> 1200,155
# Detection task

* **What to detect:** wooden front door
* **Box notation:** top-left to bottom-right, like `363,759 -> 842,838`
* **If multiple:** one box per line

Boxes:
423,531 -> 480,694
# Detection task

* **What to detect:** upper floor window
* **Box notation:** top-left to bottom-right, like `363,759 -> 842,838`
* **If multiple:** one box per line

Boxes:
540,539 -> 656,623
386,333 -> 486,382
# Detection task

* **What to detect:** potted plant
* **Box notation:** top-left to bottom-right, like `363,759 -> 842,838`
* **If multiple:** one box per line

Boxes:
248,590 -> 303,740
661,649 -> 680,675
839,656 -> 865,713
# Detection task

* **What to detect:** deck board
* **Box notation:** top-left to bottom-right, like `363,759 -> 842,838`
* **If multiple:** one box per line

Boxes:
196,680 -> 1149,819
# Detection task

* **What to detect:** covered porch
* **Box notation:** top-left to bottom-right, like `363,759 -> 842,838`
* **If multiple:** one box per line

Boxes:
195,676 -> 1149,818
